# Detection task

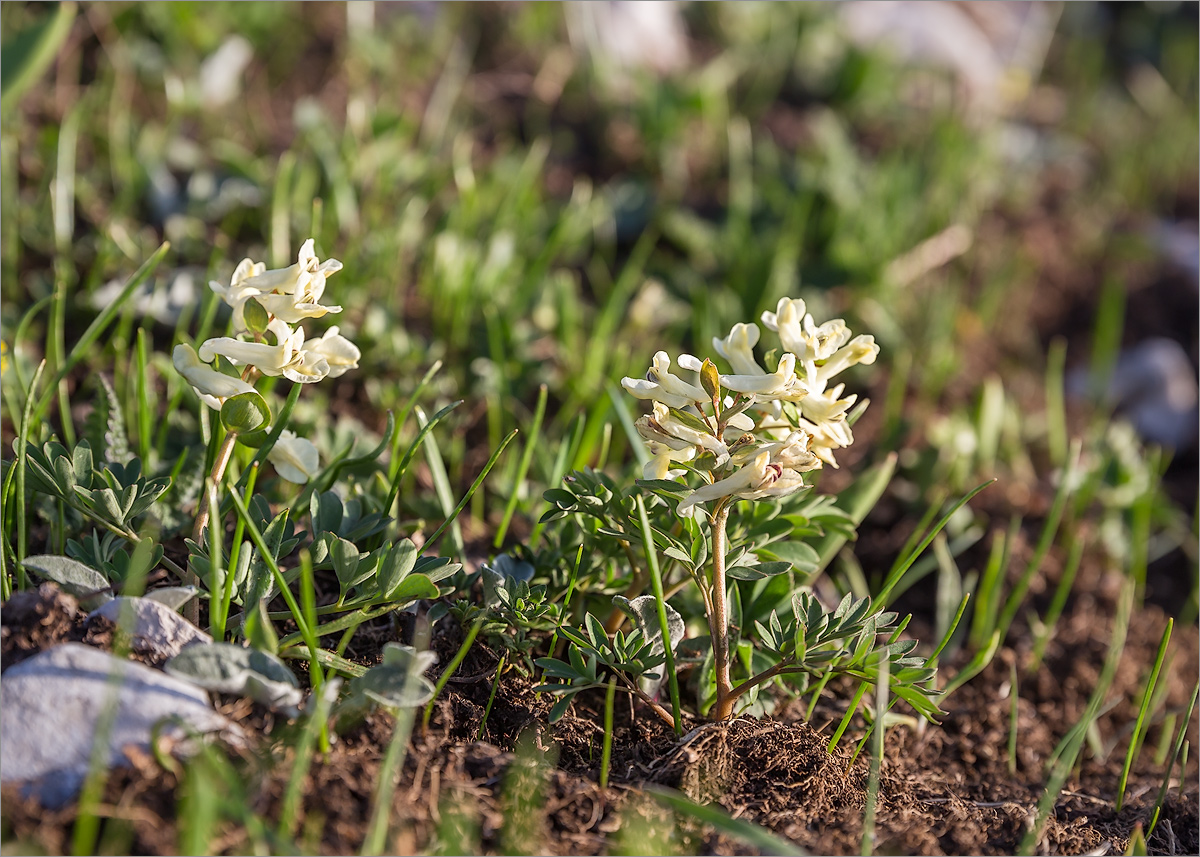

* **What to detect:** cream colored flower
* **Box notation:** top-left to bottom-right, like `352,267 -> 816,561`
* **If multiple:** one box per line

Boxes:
644,402 -> 729,459
808,334 -> 879,386
731,430 -> 820,473
622,351 -> 707,409
719,352 -> 807,402
208,241 -> 344,332
239,238 -> 341,293
643,442 -> 696,480
759,297 -> 808,356
712,323 -> 765,377
301,326 -> 360,379
210,257 -> 269,332
199,318 -> 307,379
172,343 -> 258,410
760,297 -> 861,364
268,430 -> 320,483
677,448 -> 809,517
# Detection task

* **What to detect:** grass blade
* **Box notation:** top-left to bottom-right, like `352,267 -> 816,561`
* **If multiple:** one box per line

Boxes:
861,654 -> 889,856
1148,682 -> 1198,837
383,399 -> 463,523
277,677 -> 341,839
814,453 -> 897,580
647,785 -> 807,856
422,618 -> 484,730
361,707 -> 415,856
226,484 -> 325,697
600,675 -> 617,788
494,383 -> 547,548
635,493 -> 682,735
996,442 -> 1079,645
1116,618 -> 1172,810
877,478 -> 994,607
34,241 -> 170,423
423,427 -> 518,552
1020,579 -> 1134,855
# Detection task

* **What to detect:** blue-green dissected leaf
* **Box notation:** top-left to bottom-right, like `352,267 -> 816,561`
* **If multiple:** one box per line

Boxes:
727,561 -> 791,581
143,586 -> 198,612
21,555 -> 111,601
165,641 -> 301,711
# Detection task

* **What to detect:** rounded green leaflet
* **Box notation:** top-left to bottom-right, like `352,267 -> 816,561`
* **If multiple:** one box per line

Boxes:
236,427 -> 272,448
241,297 -> 270,335
221,390 -> 271,435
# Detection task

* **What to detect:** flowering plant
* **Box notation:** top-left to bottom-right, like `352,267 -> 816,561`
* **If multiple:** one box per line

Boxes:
173,240 -> 361,532
170,240 -> 361,622
537,297 -> 942,727
618,298 -> 880,719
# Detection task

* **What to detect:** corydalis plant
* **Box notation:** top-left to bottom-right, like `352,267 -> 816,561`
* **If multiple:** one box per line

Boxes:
622,297 -> 879,719
173,240 -> 361,536
171,238 -> 361,632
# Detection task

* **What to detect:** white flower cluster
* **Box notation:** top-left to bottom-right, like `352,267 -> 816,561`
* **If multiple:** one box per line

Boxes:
173,239 -> 362,483
621,297 -> 879,516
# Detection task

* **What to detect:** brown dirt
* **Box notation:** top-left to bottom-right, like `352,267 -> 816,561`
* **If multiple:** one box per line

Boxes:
2,573 -> 1197,856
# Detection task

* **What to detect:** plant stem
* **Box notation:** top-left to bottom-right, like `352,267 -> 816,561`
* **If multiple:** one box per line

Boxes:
187,430 -> 238,624
192,430 -> 239,545
615,671 -> 677,728
710,502 -> 735,720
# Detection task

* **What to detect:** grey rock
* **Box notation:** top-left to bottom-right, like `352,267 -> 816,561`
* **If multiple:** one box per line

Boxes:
1069,337 -> 1199,450
88,597 -> 212,660
1,644 -> 237,808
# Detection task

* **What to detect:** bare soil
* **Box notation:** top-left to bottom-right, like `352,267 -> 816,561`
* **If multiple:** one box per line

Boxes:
2,554 -> 1197,856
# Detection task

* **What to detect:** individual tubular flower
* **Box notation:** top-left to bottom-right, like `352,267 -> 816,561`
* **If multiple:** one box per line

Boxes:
759,297 -> 807,356
806,334 -> 879,387
643,442 -> 697,480
199,318 -> 310,380
677,447 -> 810,517
621,351 -> 708,409
267,430 -> 320,483
718,352 -> 807,403
301,326 -> 361,379
209,257 -> 268,333
640,402 -> 730,461
712,323 -> 765,377
172,344 -> 258,410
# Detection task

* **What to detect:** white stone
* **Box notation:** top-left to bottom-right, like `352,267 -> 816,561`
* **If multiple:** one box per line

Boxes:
88,596 -> 212,660
1,644 -> 236,808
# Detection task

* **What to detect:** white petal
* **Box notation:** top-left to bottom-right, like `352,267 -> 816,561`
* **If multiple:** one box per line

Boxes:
621,376 -> 696,410
712,322 -> 764,377
268,431 -> 320,483
303,327 -> 360,378
677,451 -> 771,516
172,344 -> 257,409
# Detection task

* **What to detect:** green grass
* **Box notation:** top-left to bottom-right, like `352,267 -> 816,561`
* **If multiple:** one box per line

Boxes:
1,2 -> 1197,855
